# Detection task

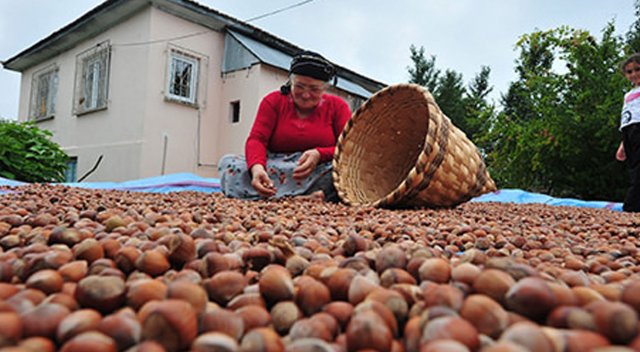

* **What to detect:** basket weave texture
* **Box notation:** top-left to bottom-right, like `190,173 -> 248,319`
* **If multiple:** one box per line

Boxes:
332,83 -> 496,208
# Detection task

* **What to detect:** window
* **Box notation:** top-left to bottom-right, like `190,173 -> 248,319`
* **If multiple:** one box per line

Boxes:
230,101 -> 240,123
74,42 -> 111,114
167,50 -> 199,104
65,157 -> 78,182
29,66 -> 58,120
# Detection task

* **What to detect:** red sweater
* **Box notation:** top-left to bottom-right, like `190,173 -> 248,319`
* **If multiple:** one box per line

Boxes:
245,91 -> 352,169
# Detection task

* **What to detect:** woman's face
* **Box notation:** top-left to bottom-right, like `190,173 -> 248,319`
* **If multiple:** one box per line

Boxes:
624,61 -> 640,87
291,75 -> 327,111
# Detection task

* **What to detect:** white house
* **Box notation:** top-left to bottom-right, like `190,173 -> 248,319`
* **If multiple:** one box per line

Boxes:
3,0 -> 385,182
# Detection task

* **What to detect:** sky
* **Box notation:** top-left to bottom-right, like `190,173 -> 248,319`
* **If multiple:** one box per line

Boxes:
0,0 -> 637,119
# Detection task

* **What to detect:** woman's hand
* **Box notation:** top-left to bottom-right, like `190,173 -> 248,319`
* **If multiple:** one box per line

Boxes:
293,149 -> 321,180
617,142 -> 627,162
250,164 -> 277,197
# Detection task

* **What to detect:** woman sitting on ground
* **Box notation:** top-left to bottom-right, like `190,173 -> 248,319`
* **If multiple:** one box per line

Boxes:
219,51 -> 352,202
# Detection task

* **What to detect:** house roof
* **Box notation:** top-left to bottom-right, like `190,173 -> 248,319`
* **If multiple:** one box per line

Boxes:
225,30 -> 373,98
2,0 -> 386,95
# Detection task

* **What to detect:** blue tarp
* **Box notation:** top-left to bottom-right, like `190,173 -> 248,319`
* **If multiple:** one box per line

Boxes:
471,188 -> 623,212
0,174 -> 623,211
0,173 -> 220,194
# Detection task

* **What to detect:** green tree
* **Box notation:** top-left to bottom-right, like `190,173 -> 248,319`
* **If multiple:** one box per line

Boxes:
434,69 -> 467,131
406,46 -> 495,144
483,24 -> 628,200
464,66 -> 495,143
407,45 -> 440,92
0,120 -> 69,182
626,0 -> 640,54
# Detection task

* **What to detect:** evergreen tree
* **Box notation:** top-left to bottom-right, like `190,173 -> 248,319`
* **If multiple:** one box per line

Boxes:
434,69 -> 467,131
407,45 -> 440,92
464,66 -> 494,143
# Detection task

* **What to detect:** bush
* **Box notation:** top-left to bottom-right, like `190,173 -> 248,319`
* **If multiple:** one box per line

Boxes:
0,120 -> 68,182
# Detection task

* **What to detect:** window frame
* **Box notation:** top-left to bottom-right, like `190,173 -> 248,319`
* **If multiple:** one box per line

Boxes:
29,65 -> 59,121
166,49 -> 200,105
74,41 -> 111,115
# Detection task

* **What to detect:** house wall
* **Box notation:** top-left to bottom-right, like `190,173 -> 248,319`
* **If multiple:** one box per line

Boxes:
14,4 -> 365,182
138,7 -> 225,179
215,64 -> 290,175
17,8 -> 154,182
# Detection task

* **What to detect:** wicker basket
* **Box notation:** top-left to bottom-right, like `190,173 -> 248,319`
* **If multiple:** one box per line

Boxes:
332,83 -> 496,208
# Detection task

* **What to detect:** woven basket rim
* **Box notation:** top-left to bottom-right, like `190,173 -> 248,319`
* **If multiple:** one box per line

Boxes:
333,83 -> 495,207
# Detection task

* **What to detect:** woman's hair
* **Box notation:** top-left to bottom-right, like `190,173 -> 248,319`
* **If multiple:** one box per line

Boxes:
621,53 -> 640,73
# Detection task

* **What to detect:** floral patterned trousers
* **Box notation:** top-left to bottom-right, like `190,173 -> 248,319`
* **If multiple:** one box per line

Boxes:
218,152 -> 338,201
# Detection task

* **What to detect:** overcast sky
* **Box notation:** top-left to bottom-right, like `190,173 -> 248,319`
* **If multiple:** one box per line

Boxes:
0,0 -> 637,119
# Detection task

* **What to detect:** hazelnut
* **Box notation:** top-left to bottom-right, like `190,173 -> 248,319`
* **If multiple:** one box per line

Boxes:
192,332 -> 239,352
422,283 -> 464,311
546,306 -> 596,331
73,239 -> 104,264
56,308 -> 102,343
270,301 -> 302,335
21,303 -> 71,339
59,331 -> 118,352
26,269 -> 64,294
459,294 -> 509,338
286,338 -> 335,352
365,288 -> 409,325
0,311 -> 22,347
451,262 -> 481,286
375,245 -> 407,274
126,279 -> 168,311
472,269 -> 516,305
166,280 -> 207,315
505,277 -> 557,322
420,339 -> 471,352
203,271 -> 247,306
75,275 -> 126,314
322,301 -> 354,331
418,258 -> 451,284
239,327 -> 284,352
380,268 -> 417,287
420,316 -> 480,351
621,280 -> 640,314
58,260 -> 89,282
96,312 -> 142,351
135,249 -> 170,277
348,275 -> 380,306
499,321 -> 555,352
200,307 -> 244,341
235,305 -> 272,332
346,310 -> 393,352
114,246 -> 141,274
259,265 -> 295,305
586,300 -> 639,344
139,299 -> 198,351
289,318 -> 333,342
227,292 -> 267,310
18,336 -> 56,352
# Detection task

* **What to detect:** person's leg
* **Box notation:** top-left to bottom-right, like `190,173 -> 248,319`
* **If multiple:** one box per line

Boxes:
218,154 -> 261,200
622,124 -> 640,211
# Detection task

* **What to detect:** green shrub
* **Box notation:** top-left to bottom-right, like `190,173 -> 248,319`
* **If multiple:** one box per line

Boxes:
0,120 -> 68,182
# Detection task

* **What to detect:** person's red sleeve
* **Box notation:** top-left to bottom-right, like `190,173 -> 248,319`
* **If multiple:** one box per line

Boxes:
316,98 -> 352,162
245,96 -> 277,170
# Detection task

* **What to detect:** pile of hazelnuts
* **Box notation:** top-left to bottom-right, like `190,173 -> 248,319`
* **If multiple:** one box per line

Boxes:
0,183 -> 639,351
